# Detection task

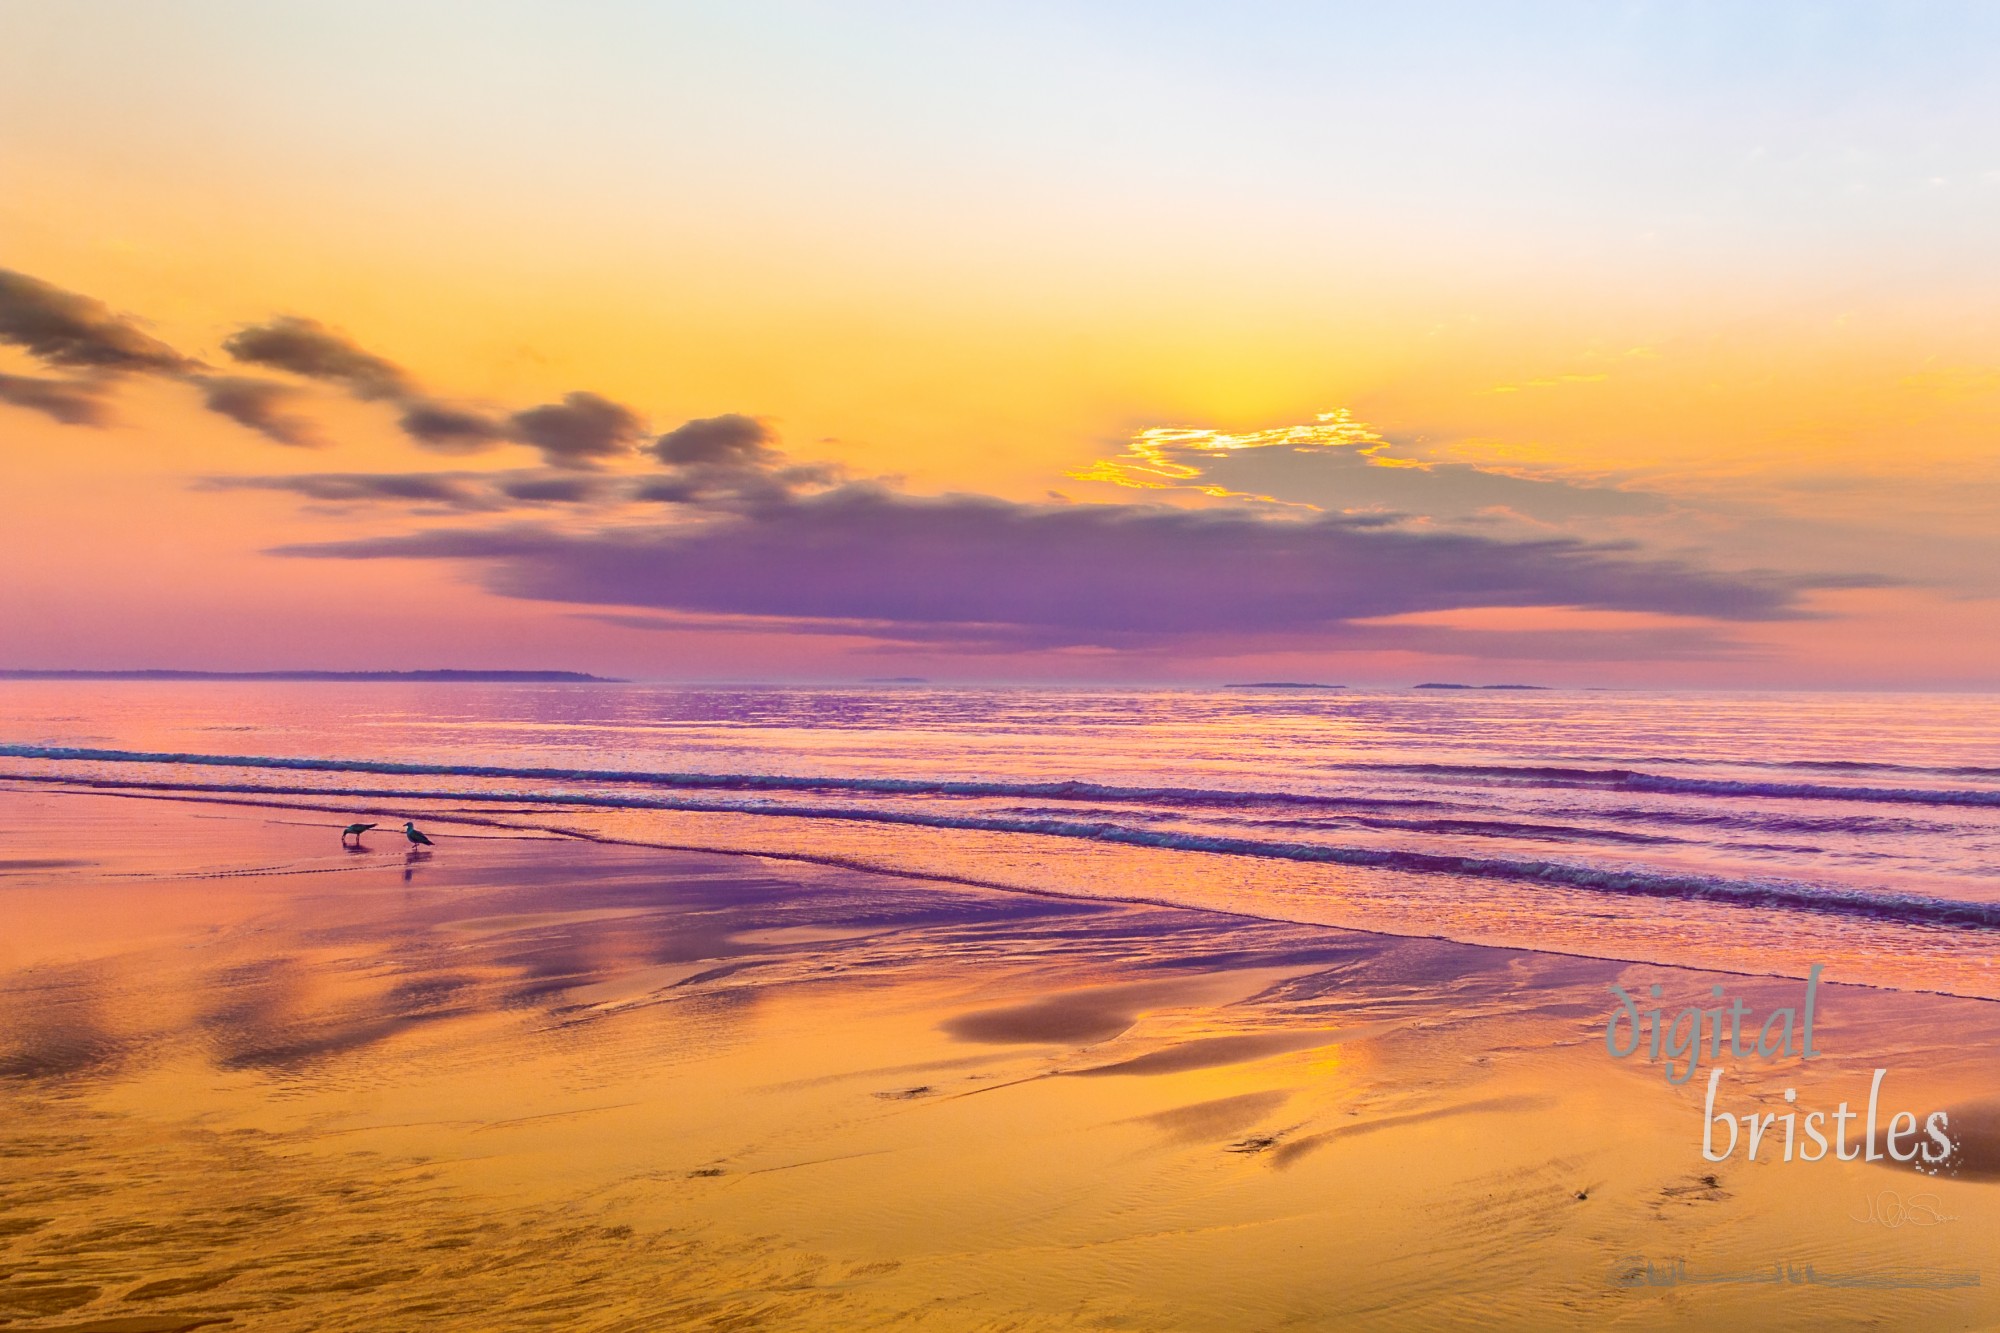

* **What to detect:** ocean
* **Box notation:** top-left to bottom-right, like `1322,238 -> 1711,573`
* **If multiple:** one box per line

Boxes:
3,682 -> 1997,997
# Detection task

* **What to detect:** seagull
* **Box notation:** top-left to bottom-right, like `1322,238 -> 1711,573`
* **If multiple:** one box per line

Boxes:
402,821 -> 435,848
341,822 -> 377,844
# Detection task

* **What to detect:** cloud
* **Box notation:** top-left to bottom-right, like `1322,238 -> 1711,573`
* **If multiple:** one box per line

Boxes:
631,462 -> 838,508
499,473 -> 614,503
652,413 -> 776,467
1321,621 -> 1759,663
193,376 -> 321,447
0,271 -> 327,443
0,268 -> 192,373
219,315 -> 533,456
0,372 -> 112,426
636,412 -> 842,506
196,468 -> 624,512
199,472 -> 501,510
510,391 -> 645,469
222,317 -> 640,462
1074,409 -> 1665,529
222,316 -> 413,401
570,607 -> 1756,661
0,270 -> 654,462
0,266 -> 1901,672
271,482 -> 1843,653
0,269 -> 199,429
396,400 -> 510,452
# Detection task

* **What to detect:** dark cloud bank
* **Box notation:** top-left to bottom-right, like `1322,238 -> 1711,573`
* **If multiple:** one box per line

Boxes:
244,414 -> 1848,657
274,478 -> 1854,655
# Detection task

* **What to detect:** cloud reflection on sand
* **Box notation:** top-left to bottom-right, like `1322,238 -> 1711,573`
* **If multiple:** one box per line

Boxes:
4,789 -> 2000,1330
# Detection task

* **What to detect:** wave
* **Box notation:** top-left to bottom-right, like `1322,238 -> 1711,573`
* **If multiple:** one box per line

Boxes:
1557,806 -> 1952,836
1617,774 -> 2000,807
1635,756 -> 2000,780
995,803 -> 1680,846
0,744 -> 1451,811
9,743 -> 2000,814
1232,814 -> 1684,846
1335,761 -> 2000,807
13,769 -> 2000,933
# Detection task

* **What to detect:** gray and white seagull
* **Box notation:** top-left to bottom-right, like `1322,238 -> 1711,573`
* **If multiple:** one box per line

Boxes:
402,821 -> 436,848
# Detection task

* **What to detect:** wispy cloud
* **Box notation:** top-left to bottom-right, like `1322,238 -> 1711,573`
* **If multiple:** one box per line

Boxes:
192,375 -> 322,447
0,268 -> 192,374
0,270 -> 672,464
196,471 -> 503,510
0,269 -> 327,444
222,314 -> 513,454
0,371 -> 112,426
498,473 -> 616,504
221,314 -> 646,465
221,316 -> 413,400
0,267 -> 195,428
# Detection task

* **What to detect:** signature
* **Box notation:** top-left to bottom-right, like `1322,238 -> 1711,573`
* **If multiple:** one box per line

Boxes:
1852,1190 -> 1955,1228
1613,1256 -> 1979,1290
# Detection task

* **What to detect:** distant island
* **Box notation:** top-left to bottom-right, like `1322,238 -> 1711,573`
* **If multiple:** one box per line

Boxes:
1224,681 -> 1346,690
1412,682 -> 1550,690
0,669 -> 623,683
862,676 -> 930,684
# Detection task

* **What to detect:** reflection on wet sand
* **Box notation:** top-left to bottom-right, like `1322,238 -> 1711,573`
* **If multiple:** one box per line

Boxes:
3,788 -> 2000,1330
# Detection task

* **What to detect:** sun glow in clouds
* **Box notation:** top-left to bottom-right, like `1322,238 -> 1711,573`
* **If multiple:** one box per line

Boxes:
1069,409 -> 1430,506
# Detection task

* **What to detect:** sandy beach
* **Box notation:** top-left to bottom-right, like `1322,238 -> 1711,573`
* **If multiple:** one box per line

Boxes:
1,786 -> 1996,1331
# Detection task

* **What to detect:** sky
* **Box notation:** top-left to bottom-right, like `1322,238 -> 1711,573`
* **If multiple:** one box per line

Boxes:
2,0 -> 1998,686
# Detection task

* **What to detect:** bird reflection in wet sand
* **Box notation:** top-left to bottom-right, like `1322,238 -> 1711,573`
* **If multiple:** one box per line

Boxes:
400,822 -> 436,881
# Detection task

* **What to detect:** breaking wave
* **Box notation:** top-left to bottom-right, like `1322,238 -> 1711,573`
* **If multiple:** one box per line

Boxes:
8,744 -> 2000,810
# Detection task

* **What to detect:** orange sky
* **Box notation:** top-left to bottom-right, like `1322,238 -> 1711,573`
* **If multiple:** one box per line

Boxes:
3,2 -> 1999,686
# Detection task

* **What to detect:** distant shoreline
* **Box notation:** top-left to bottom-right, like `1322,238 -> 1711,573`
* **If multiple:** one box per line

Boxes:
0,669 -> 623,683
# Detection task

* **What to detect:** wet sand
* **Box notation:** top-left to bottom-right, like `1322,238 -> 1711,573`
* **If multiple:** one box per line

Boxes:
3,787 -> 2000,1330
